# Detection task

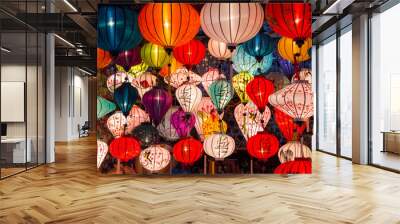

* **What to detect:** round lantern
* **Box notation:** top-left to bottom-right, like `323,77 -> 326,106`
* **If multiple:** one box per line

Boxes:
127,105 -> 150,130
265,3 -> 312,46
97,140 -> 108,169
202,115 -> 228,138
173,137 -> 203,165
278,141 -> 312,164
97,48 -> 112,69
114,47 -> 141,71
106,111 -> 136,137
209,79 -> 234,114
157,107 -> 180,141
201,68 -> 226,96
175,84 -> 202,113
114,81 -> 139,117
164,68 -> 202,89
196,97 -> 217,115
138,3 -> 200,50
106,71 -> 134,93
97,96 -> 116,119
266,72 -> 290,91
246,76 -> 275,112
208,39 -> 232,60
274,108 -> 306,141
277,37 -> 311,64
128,61 -> 149,78
110,136 -> 141,162
159,56 -> 183,77
204,133 -> 235,160
234,102 -> 271,140
132,122 -> 160,148
98,6 -> 142,53
243,33 -> 275,61
173,39 -> 206,69
200,3 -> 264,47
140,43 -> 171,69
132,72 -> 157,98
142,88 -> 173,125
247,132 -> 279,160
269,80 -> 313,121
170,109 -> 196,137
274,158 -> 312,174
292,68 -> 312,84
139,145 -> 171,172
232,45 -> 274,75
232,72 -> 253,103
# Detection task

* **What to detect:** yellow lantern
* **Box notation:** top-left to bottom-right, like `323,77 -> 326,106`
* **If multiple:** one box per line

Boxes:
202,114 -> 227,138
140,43 -> 170,69
277,37 -> 311,64
159,56 -> 183,78
232,72 -> 253,103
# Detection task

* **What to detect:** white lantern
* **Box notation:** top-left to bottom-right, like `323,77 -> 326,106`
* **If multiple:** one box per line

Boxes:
200,3 -> 264,46
132,72 -> 157,98
292,68 -> 312,84
164,68 -> 202,88
128,105 -> 150,130
269,80 -> 313,121
157,106 -> 180,141
97,140 -> 108,169
201,68 -> 226,96
106,111 -> 136,137
234,102 -> 271,140
204,133 -> 235,160
278,141 -> 312,163
139,144 -> 171,172
208,39 -> 232,60
106,71 -> 134,93
175,84 -> 202,113
196,97 -> 217,114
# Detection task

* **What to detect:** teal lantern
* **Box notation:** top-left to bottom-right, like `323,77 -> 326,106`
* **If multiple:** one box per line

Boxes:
97,96 -> 116,119
232,45 -> 274,75
98,5 -> 142,54
208,79 -> 234,114
114,81 -> 139,117
243,33 -> 275,62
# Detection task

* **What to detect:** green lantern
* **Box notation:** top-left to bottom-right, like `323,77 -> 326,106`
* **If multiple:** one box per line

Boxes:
97,96 -> 116,119
140,43 -> 170,69
208,79 -> 234,114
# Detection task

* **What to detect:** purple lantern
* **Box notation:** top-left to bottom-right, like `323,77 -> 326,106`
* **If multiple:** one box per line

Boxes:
114,47 -> 141,71
142,88 -> 172,126
170,108 -> 196,138
278,57 -> 294,78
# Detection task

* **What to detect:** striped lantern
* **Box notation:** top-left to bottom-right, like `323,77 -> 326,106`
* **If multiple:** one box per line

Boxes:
175,84 -> 202,113
140,43 -> 171,69
164,68 -> 202,89
106,111 -> 136,137
173,39 -> 206,68
278,141 -> 312,164
106,71 -> 134,93
204,133 -> 235,160
208,39 -> 232,60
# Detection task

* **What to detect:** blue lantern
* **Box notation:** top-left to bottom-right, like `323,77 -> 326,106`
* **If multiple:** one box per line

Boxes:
98,5 -> 142,54
114,81 -> 138,117
232,45 -> 274,75
243,33 -> 275,62
277,57 -> 294,77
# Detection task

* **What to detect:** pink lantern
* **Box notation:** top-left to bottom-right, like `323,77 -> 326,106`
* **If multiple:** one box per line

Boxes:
234,102 -> 271,140
106,71 -> 134,93
106,111 -> 136,137
176,84 -> 202,113
139,144 -> 171,172
208,39 -> 232,60
157,106 -> 180,141
127,105 -> 150,130
132,72 -> 157,98
164,68 -> 202,88
171,108 -> 196,137
196,97 -> 217,115
97,140 -> 108,169
278,141 -> 312,164
292,68 -> 312,84
269,80 -> 313,121
201,68 -> 226,96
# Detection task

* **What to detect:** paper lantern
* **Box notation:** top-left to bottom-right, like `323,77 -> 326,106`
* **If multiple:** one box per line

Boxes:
159,56 -> 183,77
201,68 -> 226,96
176,84 -> 202,113
157,107 -> 180,141
292,68 -> 312,84
97,140 -> 108,168
265,3 -> 312,45
278,141 -> 312,164
132,122 -> 160,148
132,72 -> 157,98
232,72 -> 254,103
114,82 -> 139,117
247,132 -> 279,160
232,45 -> 274,75
142,88 -> 172,125
106,71 -> 134,93
202,114 -> 227,138
139,144 -> 171,172
164,68 -> 201,88
269,80 -> 313,121
127,105 -> 150,130
107,111 -> 136,137
203,133 -> 235,160
246,76 -> 275,112
266,72 -> 290,91
98,5 -> 142,53
194,111 -> 208,141
114,47 -> 141,71
173,39 -> 206,68
274,158 -> 312,174
196,97 -> 217,115
97,96 -> 116,119
209,79 -> 234,114
127,61 -> 149,78
208,39 -> 232,60
171,109 -> 196,137
173,137 -> 203,165
138,3 -> 200,50
243,33 -> 275,61
140,43 -> 170,69
110,136 -> 141,162
277,37 -> 311,64
97,48 -> 112,69
234,102 -> 271,140
200,3 -> 264,46
278,57 -> 294,76
274,108 -> 306,141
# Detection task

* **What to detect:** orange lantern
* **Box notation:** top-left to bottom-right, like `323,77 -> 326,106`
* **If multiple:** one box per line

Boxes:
159,56 -> 183,77
97,48 -> 112,69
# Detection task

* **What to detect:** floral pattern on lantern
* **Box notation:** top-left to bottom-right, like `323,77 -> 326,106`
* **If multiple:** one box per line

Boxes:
106,111 -> 136,137
97,140 -> 108,168
204,133 -> 235,160
194,111 -> 208,141
132,72 -> 157,98
234,102 -> 271,140
202,114 -> 228,138
201,68 -> 226,96
232,72 -> 253,103
164,68 -> 202,88
176,84 -> 202,113
278,141 -> 312,164
292,68 -> 312,84
157,107 -> 180,141
106,71 -> 134,93
208,39 -> 232,60
196,97 -> 217,115
139,144 -> 171,172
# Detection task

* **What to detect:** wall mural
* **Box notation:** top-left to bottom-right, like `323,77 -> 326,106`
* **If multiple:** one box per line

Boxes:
97,3 -> 313,175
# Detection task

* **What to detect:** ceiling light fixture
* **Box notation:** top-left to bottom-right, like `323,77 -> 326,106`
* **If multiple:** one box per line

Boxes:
54,34 -> 75,48
1,47 -> 11,53
63,0 -> 78,12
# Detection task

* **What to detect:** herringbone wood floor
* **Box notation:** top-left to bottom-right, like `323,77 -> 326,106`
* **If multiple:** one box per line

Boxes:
0,136 -> 400,224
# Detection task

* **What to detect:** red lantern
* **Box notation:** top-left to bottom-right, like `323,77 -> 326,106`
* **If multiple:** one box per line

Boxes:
173,39 -> 206,69
246,76 -> 275,112
97,48 -> 112,69
247,132 -> 279,160
274,108 -> 306,141
109,136 -> 141,162
265,3 -> 312,47
274,158 -> 312,174
173,137 -> 203,165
